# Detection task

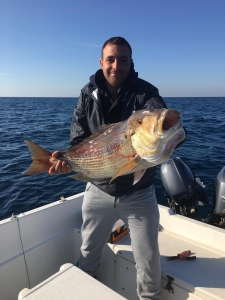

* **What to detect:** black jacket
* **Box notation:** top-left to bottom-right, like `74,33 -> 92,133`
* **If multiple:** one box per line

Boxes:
70,68 -> 167,196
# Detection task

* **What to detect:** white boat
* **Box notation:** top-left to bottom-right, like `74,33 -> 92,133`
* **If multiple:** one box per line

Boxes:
0,191 -> 224,300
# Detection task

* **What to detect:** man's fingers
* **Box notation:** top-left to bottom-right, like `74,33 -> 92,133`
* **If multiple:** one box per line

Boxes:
49,166 -> 55,176
53,160 -> 72,174
49,152 -> 72,175
52,150 -> 63,158
61,161 -> 72,174
55,160 -> 63,173
61,161 -> 68,174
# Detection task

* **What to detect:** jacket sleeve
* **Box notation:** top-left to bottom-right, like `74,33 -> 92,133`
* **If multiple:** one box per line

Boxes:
144,96 -> 167,110
69,91 -> 91,148
135,79 -> 167,110
143,87 -> 167,110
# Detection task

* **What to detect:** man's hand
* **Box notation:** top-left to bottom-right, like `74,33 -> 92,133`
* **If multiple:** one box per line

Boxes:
49,151 -> 72,175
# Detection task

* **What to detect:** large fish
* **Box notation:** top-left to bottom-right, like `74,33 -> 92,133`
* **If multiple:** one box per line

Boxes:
23,108 -> 185,185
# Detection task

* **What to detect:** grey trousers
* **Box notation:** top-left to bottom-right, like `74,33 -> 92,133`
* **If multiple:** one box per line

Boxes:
80,183 -> 161,300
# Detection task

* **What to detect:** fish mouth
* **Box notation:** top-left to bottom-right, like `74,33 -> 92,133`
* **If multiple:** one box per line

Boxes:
156,108 -> 182,135
140,108 -> 185,163
142,128 -> 185,163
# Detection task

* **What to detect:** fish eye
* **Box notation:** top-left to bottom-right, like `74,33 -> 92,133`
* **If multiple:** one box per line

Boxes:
138,119 -> 142,125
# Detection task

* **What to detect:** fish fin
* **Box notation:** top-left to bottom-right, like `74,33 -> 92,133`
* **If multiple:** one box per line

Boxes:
23,161 -> 50,175
109,155 -> 141,184
133,169 -> 147,185
23,140 -> 53,175
70,173 -> 95,182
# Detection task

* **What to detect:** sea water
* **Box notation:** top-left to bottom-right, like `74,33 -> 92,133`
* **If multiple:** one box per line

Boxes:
0,97 -> 224,221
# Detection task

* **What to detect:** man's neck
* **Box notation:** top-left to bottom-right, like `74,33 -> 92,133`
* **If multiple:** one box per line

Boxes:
106,81 -> 119,101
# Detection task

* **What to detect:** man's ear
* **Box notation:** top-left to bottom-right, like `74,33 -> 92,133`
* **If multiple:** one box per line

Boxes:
130,59 -> 134,69
100,58 -> 103,68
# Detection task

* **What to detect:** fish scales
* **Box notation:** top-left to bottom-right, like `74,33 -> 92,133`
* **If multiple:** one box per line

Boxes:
64,124 -> 136,179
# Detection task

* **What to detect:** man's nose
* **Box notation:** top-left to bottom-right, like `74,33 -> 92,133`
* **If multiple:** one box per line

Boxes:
112,59 -> 119,69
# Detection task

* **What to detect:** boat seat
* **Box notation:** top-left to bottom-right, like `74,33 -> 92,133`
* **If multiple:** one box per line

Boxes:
18,263 -> 126,300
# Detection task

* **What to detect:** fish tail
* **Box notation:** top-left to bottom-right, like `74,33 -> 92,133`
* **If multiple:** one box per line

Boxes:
23,140 -> 53,175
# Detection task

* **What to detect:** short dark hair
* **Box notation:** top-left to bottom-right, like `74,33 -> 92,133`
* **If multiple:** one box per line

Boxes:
101,37 -> 132,58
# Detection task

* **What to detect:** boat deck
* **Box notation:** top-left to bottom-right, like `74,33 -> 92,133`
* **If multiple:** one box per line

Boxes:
1,193 -> 225,300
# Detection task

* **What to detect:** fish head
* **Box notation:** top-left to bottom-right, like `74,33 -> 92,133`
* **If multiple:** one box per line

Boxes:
127,108 -> 185,166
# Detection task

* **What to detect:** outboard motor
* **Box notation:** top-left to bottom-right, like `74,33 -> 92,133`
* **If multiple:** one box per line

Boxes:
204,166 -> 225,228
160,157 -> 208,218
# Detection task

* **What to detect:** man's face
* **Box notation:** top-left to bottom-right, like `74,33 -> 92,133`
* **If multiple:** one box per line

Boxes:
100,43 -> 132,89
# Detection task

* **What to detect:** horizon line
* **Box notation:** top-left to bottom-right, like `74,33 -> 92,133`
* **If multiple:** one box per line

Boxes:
0,96 -> 224,98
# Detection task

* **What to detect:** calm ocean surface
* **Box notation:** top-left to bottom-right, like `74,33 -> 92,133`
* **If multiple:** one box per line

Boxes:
0,97 -> 224,221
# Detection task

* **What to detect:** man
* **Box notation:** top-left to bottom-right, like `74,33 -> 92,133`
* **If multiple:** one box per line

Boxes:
50,37 -> 169,300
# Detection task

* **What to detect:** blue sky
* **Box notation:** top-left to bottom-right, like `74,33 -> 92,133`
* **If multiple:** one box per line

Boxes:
1,0 -> 225,97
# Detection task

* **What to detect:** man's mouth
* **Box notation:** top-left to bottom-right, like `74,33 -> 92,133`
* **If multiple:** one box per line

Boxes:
110,72 -> 124,76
